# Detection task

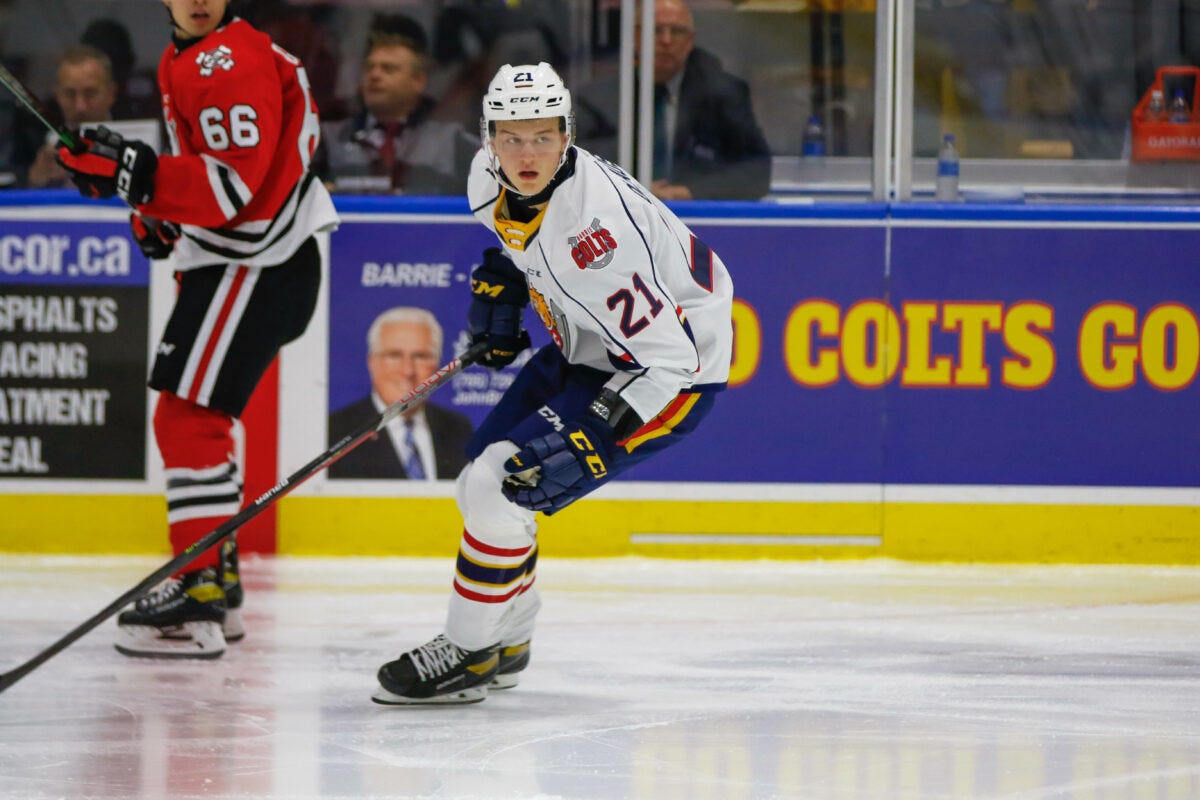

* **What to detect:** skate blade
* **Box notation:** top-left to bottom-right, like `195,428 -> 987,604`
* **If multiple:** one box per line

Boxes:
370,686 -> 487,706
115,621 -> 226,659
490,673 -> 520,690
222,608 -> 246,642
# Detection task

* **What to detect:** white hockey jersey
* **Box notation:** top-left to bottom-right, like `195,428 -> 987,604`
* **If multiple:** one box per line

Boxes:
467,146 -> 734,424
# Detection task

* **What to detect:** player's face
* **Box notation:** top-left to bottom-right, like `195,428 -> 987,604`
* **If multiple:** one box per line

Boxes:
361,44 -> 427,121
55,59 -> 116,128
491,118 -> 568,197
368,321 -> 439,406
162,0 -> 228,40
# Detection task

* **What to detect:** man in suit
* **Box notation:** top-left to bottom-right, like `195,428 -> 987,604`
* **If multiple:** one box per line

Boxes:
312,16 -> 479,195
329,306 -> 473,480
575,0 -> 771,201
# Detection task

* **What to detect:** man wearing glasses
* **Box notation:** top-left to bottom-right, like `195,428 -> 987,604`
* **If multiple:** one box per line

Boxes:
577,0 -> 772,201
328,306 -> 474,480
645,0 -> 771,200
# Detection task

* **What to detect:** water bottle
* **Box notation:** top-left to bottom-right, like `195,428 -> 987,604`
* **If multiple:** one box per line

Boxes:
1169,89 -> 1191,123
1145,89 -> 1167,123
935,133 -> 959,202
802,115 -> 826,159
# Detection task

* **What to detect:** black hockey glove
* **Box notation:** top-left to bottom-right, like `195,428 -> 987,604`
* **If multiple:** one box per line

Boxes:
130,213 -> 181,260
468,247 -> 531,369
56,125 -> 157,205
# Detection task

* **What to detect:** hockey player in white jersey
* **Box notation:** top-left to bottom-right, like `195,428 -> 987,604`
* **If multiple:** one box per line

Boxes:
373,62 -> 734,705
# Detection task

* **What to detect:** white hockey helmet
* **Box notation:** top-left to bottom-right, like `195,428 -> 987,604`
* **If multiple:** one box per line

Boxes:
482,62 -> 574,128
480,62 -> 575,192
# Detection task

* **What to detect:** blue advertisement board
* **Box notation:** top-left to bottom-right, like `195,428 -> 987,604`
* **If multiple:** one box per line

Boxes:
0,219 -> 149,478
887,224 -> 1200,487
321,205 -> 1199,488
325,218 -> 546,456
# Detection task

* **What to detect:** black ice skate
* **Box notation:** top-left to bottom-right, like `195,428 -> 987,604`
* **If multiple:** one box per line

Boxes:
372,634 -> 499,705
220,538 -> 245,642
115,567 -> 227,659
491,640 -> 531,690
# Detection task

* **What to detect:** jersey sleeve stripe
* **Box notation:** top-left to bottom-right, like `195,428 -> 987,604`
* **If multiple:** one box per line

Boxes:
217,170 -> 246,213
201,153 -> 252,219
689,235 -> 715,292
620,392 -> 701,452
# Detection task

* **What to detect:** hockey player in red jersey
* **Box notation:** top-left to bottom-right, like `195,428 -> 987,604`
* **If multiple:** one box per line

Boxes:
372,63 -> 733,705
57,0 -> 338,659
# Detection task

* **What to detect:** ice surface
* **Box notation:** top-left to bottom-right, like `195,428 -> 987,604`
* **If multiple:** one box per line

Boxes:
1,555 -> 1197,799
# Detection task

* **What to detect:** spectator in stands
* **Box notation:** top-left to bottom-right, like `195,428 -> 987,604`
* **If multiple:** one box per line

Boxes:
80,18 -> 160,120
0,91 -> 22,189
25,45 -> 117,189
251,0 -> 346,121
576,0 -> 771,201
426,0 -> 569,133
314,14 -> 478,195
0,55 -> 47,190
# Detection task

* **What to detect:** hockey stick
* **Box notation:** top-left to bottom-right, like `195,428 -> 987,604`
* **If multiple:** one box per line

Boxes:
0,341 -> 488,695
1,62 -> 185,240
0,61 -> 84,153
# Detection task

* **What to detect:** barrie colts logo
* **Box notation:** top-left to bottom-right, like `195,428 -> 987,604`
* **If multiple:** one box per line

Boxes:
196,45 -> 235,77
568,218 -> 617,270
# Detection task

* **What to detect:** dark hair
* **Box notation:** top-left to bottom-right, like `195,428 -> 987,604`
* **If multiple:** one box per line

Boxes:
368,13 -> 428,54
80,18 -> 132,83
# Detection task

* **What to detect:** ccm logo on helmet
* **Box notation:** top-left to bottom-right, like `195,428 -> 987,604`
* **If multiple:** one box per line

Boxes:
510,97 -> 540,103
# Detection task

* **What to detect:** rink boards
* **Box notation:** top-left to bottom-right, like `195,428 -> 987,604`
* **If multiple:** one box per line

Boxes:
0,197 -> 1197,563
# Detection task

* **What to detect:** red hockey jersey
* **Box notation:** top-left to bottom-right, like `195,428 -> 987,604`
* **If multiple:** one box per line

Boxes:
141,17 -> 338,269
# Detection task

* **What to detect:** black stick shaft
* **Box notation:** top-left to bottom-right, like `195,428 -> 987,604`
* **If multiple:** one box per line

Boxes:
0,343 -> 487,694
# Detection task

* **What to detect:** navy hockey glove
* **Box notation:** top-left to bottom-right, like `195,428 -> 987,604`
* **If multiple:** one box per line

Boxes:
57,125 -> 157,204
130,213 -> 181,260
502,416 -> 617,515
468,247 -> 531,369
